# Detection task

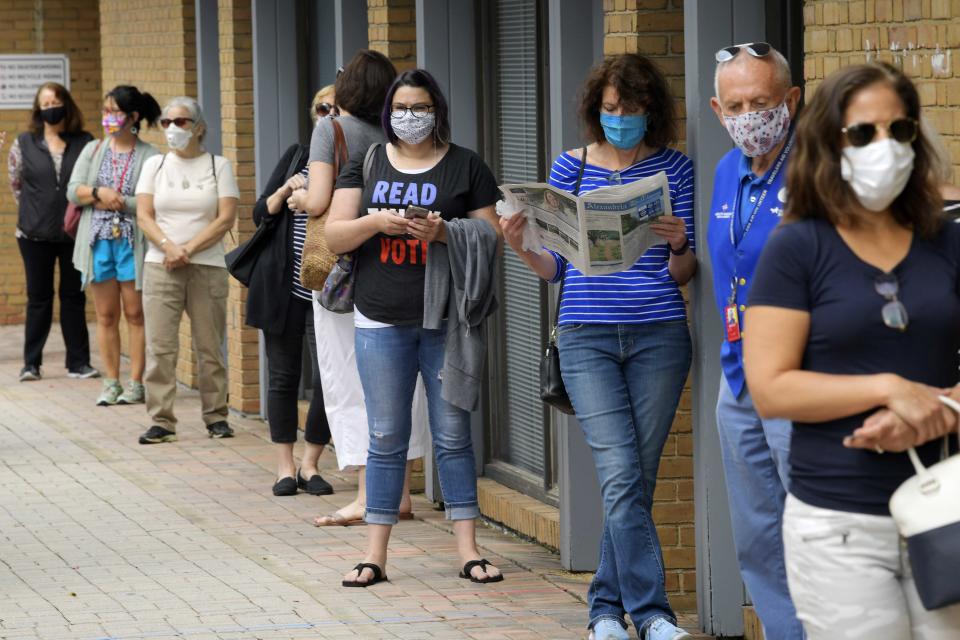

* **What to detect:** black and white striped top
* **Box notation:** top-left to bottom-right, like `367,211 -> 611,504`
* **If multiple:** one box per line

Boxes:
290,166 -> 312,301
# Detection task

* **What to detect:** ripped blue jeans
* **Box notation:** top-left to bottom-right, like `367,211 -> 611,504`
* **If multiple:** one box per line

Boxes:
355,324 -> 480,525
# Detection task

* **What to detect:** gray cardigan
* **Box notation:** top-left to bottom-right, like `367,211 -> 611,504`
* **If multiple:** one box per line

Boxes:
423,218 -> 499,412
66,137 -> 158,290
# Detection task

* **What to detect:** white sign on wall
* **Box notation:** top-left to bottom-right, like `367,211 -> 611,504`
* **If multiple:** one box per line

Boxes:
0,55 -> 70,109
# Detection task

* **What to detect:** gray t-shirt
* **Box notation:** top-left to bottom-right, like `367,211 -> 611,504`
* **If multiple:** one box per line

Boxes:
309,115 -> 385,170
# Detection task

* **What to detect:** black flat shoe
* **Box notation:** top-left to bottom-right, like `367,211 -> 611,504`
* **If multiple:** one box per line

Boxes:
272,476 -> 298,496
342,563 -> 387,587
297,469 -> 334,495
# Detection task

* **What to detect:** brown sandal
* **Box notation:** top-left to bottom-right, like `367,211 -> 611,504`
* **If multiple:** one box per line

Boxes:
313,511 -> 415,527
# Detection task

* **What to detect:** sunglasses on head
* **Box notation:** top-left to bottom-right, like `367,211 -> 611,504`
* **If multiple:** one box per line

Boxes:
160,117 -> 194,129
715,41 -> 772,63
841,118 -> 918,147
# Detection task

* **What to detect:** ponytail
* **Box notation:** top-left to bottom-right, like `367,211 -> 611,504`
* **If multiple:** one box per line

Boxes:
105,84 -> 161,130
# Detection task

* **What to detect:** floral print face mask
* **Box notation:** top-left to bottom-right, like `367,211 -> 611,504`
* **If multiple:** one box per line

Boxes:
723,101 -> 791,158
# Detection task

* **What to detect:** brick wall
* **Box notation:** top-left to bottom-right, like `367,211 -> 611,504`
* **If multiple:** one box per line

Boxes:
803,0 -> 960,182
0,0 -> 101,326
367,0 -> 417,72
604,0 -> 695,612
218,0 -> 260,415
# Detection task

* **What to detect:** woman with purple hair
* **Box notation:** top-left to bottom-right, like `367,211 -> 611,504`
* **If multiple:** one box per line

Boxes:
325,68 -> 504,587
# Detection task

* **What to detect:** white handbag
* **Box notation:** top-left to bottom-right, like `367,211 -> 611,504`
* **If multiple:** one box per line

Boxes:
888,395 -> 960,611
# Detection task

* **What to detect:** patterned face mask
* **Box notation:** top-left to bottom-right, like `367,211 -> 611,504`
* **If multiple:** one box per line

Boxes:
723,100 -> 791,158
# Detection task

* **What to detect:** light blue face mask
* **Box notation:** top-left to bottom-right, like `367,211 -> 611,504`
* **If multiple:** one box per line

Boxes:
600,112 -> 648,150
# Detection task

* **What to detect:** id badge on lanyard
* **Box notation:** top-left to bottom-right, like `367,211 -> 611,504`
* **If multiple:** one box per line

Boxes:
724,280 -> 741,343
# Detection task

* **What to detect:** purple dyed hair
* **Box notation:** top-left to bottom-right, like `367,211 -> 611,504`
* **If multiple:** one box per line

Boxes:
380,69 -> 451,145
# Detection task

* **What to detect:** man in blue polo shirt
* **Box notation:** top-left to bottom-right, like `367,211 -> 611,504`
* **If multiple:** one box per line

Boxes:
706,43 -> 805,639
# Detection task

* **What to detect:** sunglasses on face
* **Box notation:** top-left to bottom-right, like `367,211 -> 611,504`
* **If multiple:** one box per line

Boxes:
874,273 -> 909,331
315,102 -> 336,117
160,117 -> 195,129
841,118 -> 918,147
715,41 -> 772,63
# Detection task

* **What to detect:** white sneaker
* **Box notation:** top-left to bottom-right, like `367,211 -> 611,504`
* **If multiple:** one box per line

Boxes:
645,617 -> 692,640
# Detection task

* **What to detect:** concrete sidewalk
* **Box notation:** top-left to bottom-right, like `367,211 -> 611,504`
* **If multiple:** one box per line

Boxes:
0,325 -> 709,640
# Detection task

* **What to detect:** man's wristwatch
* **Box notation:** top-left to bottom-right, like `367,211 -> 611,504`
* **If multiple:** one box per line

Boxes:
91,187 -> 99,202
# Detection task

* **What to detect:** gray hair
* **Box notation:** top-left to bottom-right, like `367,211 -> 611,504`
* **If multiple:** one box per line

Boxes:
714,46 -> 793,100
162,96 -> 206,138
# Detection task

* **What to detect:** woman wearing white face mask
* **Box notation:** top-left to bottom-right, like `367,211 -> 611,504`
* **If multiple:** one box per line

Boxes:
134,97 -> 239,445
743,63 -> 960,639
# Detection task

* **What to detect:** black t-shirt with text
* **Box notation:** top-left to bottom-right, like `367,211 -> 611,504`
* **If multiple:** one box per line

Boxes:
336,143 -> 500,325
749,217 -> 960,515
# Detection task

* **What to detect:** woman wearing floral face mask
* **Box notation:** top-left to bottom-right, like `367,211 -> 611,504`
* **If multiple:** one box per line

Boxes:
500,53 -> 696,640
134,97 -> 239,445
744,63 -> 960,639
67,85 -> 161,406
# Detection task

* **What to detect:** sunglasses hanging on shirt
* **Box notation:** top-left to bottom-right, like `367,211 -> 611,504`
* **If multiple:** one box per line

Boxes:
874,273 -> 909,331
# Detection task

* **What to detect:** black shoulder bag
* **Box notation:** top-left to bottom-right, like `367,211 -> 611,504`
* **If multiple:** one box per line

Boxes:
226,145 -> 305,287
539,146 -> 587,415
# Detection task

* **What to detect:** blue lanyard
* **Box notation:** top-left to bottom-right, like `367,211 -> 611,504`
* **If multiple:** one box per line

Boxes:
728,135 -> 794,248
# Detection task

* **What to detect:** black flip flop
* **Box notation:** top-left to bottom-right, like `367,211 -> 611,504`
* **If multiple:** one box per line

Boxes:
459,558 -> 504,584
342,562 -> 388,588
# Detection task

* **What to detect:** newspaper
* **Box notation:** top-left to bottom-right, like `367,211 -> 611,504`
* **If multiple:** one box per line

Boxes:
498,171 -> 672,275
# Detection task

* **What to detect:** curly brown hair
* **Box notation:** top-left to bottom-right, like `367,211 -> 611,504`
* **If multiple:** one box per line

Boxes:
784,63 -> 942,238
578,54 -> 677,149
28,82 -> 84,136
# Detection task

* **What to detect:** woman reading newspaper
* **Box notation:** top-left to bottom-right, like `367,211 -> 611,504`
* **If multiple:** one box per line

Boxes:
501,53 -> 696,640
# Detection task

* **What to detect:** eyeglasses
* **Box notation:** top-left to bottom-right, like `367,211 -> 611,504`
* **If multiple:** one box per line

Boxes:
842,118 -> 918,147
391,104 -> 435,119
160,117 -> 195,129
874,273 -> 909,331
315,102 -> 336,117
336,66 -> 344,78
715,41 -> 773,63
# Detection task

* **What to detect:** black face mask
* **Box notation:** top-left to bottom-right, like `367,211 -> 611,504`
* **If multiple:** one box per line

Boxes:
40,106 -> 66,125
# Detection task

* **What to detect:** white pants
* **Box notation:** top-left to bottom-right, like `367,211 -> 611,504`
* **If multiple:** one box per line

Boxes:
783,494 -> 960,639
311,298 -> 429,470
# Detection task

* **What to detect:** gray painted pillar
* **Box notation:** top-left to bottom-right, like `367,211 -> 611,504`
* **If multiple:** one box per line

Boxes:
415,0 -> 483,503
334,0 -> 369,68
684,0 -> 765,635
551,0 -> 606,572
195,0 -> 221,155
252,1 -> 301,416
309,1 -> 338,91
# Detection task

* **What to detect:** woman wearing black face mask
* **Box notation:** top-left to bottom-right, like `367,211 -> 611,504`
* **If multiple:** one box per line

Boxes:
6,82 -> 97,382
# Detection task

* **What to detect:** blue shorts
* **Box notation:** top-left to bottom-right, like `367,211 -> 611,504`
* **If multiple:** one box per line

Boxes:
92,238 -> 136,283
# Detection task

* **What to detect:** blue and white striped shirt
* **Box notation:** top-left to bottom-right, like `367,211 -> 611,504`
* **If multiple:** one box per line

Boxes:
290,166 -> 313,302
548,147 -> 695,325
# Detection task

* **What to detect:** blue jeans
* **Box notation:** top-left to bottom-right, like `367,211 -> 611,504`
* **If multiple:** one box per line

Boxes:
716,376 -> 804,640
558,321 -> 691,635
355,325 -> 480,525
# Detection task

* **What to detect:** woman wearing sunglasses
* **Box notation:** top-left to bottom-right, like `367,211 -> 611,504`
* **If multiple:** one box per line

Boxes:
134,97 -> 239,445
243,86 -> 341,496
744,63 -> 960,638
67,85 -> 161,406
501,54 -> 696,640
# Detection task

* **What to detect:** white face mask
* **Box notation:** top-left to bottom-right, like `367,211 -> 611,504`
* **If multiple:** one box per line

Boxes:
840,138 -> 915,212
165,123 -> 194,151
